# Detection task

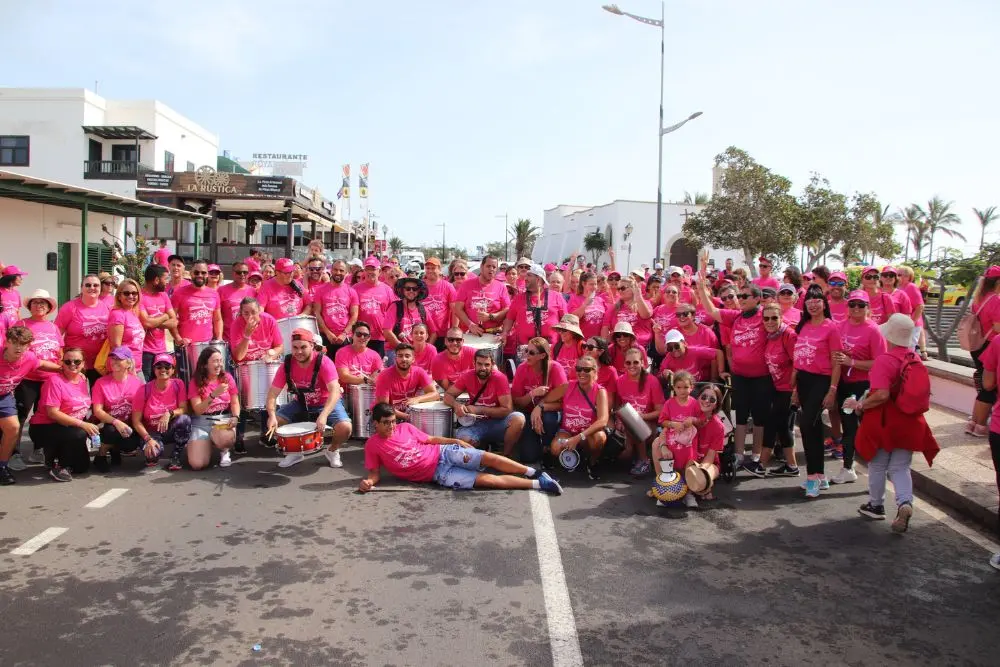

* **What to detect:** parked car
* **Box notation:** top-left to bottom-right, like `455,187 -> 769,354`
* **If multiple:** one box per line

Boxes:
925,284 -> 968,306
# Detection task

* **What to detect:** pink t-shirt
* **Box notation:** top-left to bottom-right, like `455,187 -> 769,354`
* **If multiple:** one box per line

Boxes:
568,293 -> 608,340
602,300 -> 653,347
166,278 -> 191,299
229,312 -> 283,363
314,281 -> 359,336
218,283 -> 257,340
412,344 -> 436,373
554,340 -> 582,379
793,319 -> 843,375
363,422 -> 440,483
54,298 -> 111,366
256,278 -> 308,320
752,276 -> 781,291
100,294 -> 116,308
560,382 -> 603,435
270,354 -> 339,408
608,343 -> 647,375
659,396 -> 701,469
109,308 -> 145,367
837,319 -> 887,384
453,369 -> 510,408
696,414 -> 726,460
31,372 -> 91,425
334,344 -> 384,379
454,278 -> 512,331
976,294 -> 1000,343
431,347 -> 475,386
680,324 -> 719,351
188,372 -> 238,414
511,361 -> 568,399
828,299 -> 848,324
15,319 -> 62,382
985,344 -> 1000,433
92,374 -> 144,420
170,284 -> 221,343
616,374 -> 665,416
651,303 -> 678,334
659,395 -> 701,426
0,349 -> 39,395
132,378 -> 187,431
374,366 -> 434,412
422,279 -> 457,336
782,307 -> 802,326
383,301 -> 432,349
867,290 -> 896,325
153,247 -> 171,267
597,365 -> 619,405
886,289 -> 913,317
662,346 -> 716,383
354,280 -> 396,341
140,290 -> 173,354
0,287 -> 21,319
764,327 -> 797,391
505,290 -> 567,344
902,282 -> 924,327
719,309 -> 768,377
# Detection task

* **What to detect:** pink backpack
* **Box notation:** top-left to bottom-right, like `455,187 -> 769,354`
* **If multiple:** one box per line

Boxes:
958,294 -> 994,352
892,351 -> 931,415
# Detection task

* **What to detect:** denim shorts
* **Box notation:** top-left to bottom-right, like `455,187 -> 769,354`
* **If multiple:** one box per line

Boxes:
432,444 -> 485,490
276,398 -> 351,426
190,414 -> 234,441
0,392 -> 16,419
455,412 -> 518,446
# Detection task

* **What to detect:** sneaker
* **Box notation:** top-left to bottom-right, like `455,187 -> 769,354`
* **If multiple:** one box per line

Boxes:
769,463 -> 800,477
989,553 -> 1000,571
823,438 -> 834,456
742,460 -> 767,478
234,440 -> 247,455
830,467 -> 858,485
891,503 -> 913,534
683,493 -> 699,509
964,420 -> 977,435
93,455 -> 110,473
278,452 -> 305,469
858,502 -> 886,520
49,466 -> 73,482
324,449 -> 343,468
804,478 -> 821,498
0,466 -> 14,485
28,449 -> 45,464
166,453 -> 183,471
820,477 -> 830,490
537,472 -> 563,495
655,499 -> 667,507
585,460 -> 602,481
972,424 -> 990,438
219,451 -> 232,468
630,459 -> 650,476
831,444 -> 844,460
7,453 -> 27,471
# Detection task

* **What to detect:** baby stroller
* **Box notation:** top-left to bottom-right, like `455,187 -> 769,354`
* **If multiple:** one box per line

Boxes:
659,373 -> 737,484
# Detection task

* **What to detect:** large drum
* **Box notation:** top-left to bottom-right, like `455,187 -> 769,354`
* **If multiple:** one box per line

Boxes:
409,401 -> 454,438
238,360 -> 288,410
464,333 -> 502,367
348,383 -> 376,439
619,403 -> 652,441
275,422 -> 322,455
187,340 -> 230,374
277,315 -> 319,348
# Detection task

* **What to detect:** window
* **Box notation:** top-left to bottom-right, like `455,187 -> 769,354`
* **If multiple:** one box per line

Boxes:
186,161 -> 195,172
86,243 -> 114,274
164,150 -> 175,172
0,136 -> 29,166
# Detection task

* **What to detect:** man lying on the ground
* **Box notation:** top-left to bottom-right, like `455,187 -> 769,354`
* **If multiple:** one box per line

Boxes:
359,402 -> 563,495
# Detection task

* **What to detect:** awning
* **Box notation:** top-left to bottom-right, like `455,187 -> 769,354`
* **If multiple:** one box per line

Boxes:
82,125 -> 157,141
0,170 -> 207,220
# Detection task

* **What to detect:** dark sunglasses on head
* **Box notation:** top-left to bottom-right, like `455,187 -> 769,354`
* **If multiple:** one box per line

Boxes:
446,336 -> 463,343
63,359 -> 83,366
575,365 -> 596,373
699,395 -> 718,404
762,315 -> 780,322
848,301 -> 868,308
829,280 -> 846,287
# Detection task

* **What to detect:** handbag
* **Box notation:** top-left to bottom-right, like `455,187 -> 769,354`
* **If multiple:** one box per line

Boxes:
576,382 -> 624,461
93,339 -> 112,376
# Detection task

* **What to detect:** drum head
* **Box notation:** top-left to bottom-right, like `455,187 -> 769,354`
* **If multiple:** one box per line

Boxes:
410,401 -> 448,412
684,464 -> 709,494
457,414 -> 477,427
559,449 -> 580,471
276,422 -> 316,437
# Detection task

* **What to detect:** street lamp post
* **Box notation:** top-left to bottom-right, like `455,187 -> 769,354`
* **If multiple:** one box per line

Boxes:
602,3 -> 702,267
623,221 -> 634,274
436,222 -> 446,262
495,213 -> 508,261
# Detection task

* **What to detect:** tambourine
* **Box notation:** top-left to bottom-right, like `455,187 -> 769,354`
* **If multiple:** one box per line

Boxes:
649,470 -> 688,502
559,448 -> 581,472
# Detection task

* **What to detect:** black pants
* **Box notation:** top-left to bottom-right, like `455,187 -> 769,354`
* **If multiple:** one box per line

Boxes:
972,340 -> 997,404
988,432 -> 1000,537
797,371 -> 831,476
142,352 -> 157,381
323,337 -> 349,362
517,410 -> 561,463
14,379 -> 42,426
837,380 -> 869,470
29,423 -> 90,473
732,374 -> 773,426
434,338 -> 447,353
367,339 -> 386,359
99,423 -> 142,452
85,369 -> 101,390
765,389 -> 795,451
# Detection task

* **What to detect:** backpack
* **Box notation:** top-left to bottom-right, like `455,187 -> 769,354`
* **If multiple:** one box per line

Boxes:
958,294 -> 994,352
892,351 -> 931,415
392,301 -> 427,339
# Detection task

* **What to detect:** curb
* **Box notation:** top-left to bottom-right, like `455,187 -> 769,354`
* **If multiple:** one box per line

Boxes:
910,465 -> 999,534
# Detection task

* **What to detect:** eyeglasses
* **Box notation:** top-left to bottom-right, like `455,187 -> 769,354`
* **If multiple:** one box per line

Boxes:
624,360 -> 642,366
191,270 -> 208,276
762,315 -> 780,322
526,348 -> 544,356
233,270 -> 249,275
848,301 -> 867,309
153,363 -> 173,370
581,343 -> 597,350
575,366 -> 596,373
354,331 -> 371,338
699,395 -> 718,404
452,272 -> 467,278
829,281 -> 846,287
62,359 -> 83,367
403,286 -> 419,292
721,294 -> 736,301
120,291 -> 139,297
446,337 -> 463,343
676,312 -> 693,318
737,293 -> 754,300
666,343 -> 681,352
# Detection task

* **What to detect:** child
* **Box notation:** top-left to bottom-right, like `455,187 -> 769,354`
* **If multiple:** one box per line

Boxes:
693,384 -> 726,500
652,371 -> 702,508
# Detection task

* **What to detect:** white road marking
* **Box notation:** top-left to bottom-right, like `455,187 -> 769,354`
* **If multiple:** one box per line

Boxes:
529,492 -> 584,667
84,488 -> 129,509
11,527 -> 68,556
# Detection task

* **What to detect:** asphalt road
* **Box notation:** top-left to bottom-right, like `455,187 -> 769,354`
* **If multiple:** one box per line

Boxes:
2,438 -> 999,667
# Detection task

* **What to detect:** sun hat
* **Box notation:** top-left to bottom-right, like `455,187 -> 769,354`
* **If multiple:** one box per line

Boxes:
612,321 -> 636,337
516,257 -> 532,268
2,265 -> 27,277
25,288 -> 57,312
668,266 -> 683,276
363,256 -> 380,269
664,329 -> 684,345
551,314 -> 584,338
109,346 -> 133,360
847,290 -> 870,304
394,277 -> 428,301
153,353 -> 175,366
880,313 -> 915,348
527,264 -> 548,285
274,257 -> 296,273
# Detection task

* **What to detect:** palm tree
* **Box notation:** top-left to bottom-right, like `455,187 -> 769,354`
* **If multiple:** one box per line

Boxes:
898,205 -> 928,262
509,218 -> 540,260
583,231 -> 609,265
916,196 -> 965,262
974,206 -> 999,250
389,236 -> 403,255
683,191 -> 710,205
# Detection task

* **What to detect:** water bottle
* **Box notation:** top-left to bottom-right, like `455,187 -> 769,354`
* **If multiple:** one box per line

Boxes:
841,395 -> 858,414
89,433 -> 101,453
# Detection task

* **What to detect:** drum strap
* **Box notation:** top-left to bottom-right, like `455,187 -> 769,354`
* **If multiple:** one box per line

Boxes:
467,377 -> 491,407
284,353 -> 325,409
526,289 -> 549,339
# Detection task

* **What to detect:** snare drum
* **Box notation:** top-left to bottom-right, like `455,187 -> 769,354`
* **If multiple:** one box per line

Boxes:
348,384 -> 376,438
275,422 -> 322,455
238,360 -> 288,410
464,333 -> 502,367
409,401 -> 454,438
277,315 -> 319,348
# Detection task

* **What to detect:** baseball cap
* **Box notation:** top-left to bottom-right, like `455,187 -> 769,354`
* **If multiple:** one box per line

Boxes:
881,265 -> 897,275
2,265 -> 27,277
153,353 -> 175,366
829,271 -> 847,283
275,257 -> 296,273
664,329 -> 684,344
654,262 -> 664,270
778,283 -> 796,294
668,266 -> 683,276
761,287 -> 777,298
424,257 -> 442,267
348,258 -> 363,267
207,264 -> 222,273
292,328 -> 322,345
364,256 -> 380,269
527,264 -> 548,284
109,346 -> 133,360
847,290 -> 870,304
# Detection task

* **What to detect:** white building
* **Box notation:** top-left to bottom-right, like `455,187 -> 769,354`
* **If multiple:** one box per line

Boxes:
533,199 -> 740,274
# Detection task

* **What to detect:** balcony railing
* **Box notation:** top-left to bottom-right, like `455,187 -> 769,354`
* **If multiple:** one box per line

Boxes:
83,160 -> 153,180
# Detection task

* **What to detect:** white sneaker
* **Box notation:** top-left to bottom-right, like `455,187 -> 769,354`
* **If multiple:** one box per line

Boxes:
683,493 -> 699,509
324,449 -> 343,468
830,467 -> 858,485
278,452 -> 305,468
219,451 -> 232,468
7,453 -> 27,471
28,449 -> 44,464
989,553 -> 1000,571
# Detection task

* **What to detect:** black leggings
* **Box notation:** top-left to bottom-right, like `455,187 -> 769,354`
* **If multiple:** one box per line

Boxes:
15,379 -> 42,426
99,423 -> 142,452
796,370 -> 831,476
973,340 -> 997,404
29,423 -> 90,473
837,380 -> 869,469
988,432 -> 1000,537
764,389 -> 795,451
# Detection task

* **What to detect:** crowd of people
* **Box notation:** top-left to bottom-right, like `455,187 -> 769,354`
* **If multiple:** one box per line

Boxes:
0,239 -> 979,544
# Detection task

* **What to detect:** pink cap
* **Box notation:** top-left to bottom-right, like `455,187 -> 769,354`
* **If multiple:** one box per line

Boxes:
274,257 -> 296,273
880,265 -> 897,275
986,265 -> 1000,279
802,272 -> 814,280
846,290 -> 870,304
862,266 -> 878,276
364,256 -> 381,268
152,353 -> 175,366
829,271 -> 847,282
560,264 -> 569,270
2,265 -> 27,276
544,263 -> 557,273
207,264 -> 222,273
248,271 -> 263,280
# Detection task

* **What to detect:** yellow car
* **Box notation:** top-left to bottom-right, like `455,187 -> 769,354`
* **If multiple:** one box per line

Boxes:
925,284 -> 968,306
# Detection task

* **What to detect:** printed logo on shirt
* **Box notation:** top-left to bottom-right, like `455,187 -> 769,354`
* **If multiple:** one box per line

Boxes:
793,338 -> 818,367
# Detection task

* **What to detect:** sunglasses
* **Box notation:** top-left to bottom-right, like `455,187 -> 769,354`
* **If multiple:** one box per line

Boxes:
120,291 -> 139,297
737,293 -> 754,300
608,277 -> 620,282
664,290 -> 679,296
403,286 -> 419,292
446,337 -> 463,343
881,273 -> 896,278
779,290 -> 795,296
581,343 -> 597,350
762,315 -> 780,322
452,272 -> 467,278
62,359 -> 83,366
624,360 -> 642,366
666,343 -> 681,352
208,270 -> 222,275
613,333 -> 632,339
575,366 -> 596,373
233,270 -> 249,275
308,267 -> 324,272
526,348 -> 544,356
759,264 -> 771,269
829,281 -> 846,287
354,331 -> 371,338
101,281 -> 115,286
699,395 -> 718,404
848,301 -> 868,308
863,274 -> 878,280
721,294 -> 736,301
153,363 -> 173,370
677,312 -> 693,318
83,283 -> 100,289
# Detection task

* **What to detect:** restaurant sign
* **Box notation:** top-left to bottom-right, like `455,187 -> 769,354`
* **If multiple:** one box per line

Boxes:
188,166 -> 238,194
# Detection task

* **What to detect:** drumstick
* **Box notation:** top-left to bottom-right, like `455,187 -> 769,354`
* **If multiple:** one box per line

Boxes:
358,486 -> 425,493
266,423 -> 276,439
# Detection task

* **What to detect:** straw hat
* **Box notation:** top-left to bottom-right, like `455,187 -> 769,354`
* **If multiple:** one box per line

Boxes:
25,288 -> 57,313
612,321 -> 636,338
880,313 -> 914,348
552,314 -> 583,338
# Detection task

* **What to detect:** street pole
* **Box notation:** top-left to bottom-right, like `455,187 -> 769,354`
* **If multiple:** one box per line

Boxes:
437,222 -> 446,261
505,212 -> 509,262
654,0 -> 665,268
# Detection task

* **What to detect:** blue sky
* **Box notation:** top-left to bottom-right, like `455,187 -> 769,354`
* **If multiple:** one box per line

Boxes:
6,0 -> 999,258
